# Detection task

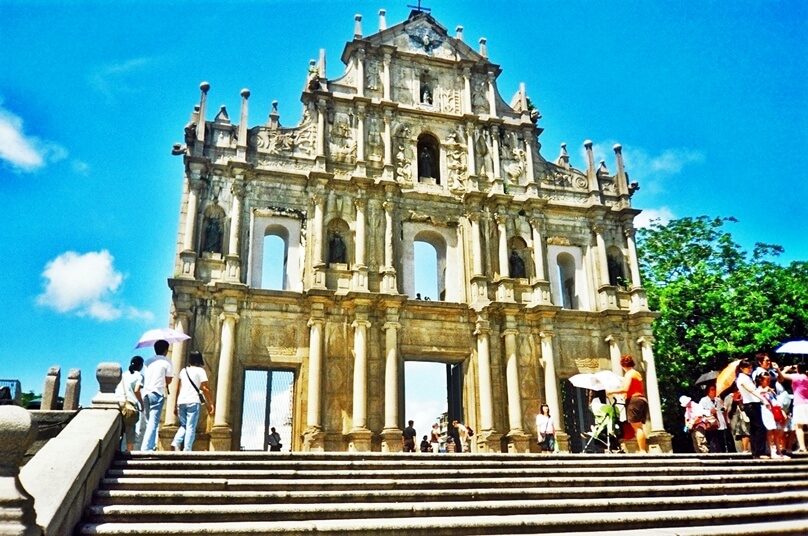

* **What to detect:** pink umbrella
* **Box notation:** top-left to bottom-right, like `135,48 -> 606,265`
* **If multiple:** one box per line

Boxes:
135,328 -> 190,349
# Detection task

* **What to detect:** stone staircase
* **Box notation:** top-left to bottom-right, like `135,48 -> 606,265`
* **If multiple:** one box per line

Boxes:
76,451 -> 808,535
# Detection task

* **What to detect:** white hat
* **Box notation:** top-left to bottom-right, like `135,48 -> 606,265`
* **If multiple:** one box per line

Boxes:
679,395 -> 691,407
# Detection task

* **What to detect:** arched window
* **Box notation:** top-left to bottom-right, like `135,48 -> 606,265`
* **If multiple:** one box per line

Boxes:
557,252 -> 577,309
261,225 -> 289,290
414,230 -> 447,301
606,246 -> 627,287
417,134 -> 440,185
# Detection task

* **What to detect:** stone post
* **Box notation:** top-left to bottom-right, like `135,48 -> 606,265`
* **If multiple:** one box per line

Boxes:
40,367 -> 60,411
529,217 -> 546,280
91,362 -> 122,409
355,47 -> 365,98
624,225 -> 642,287
236,88 -> 250,161
183,177 -> 206,252
355,105 -> 366,176
303,311 -> 325,452
465,121 -> 476,178
63,369 -> 81,411
491,125 -> 502,185
316,100 -> 326,159
0,406 -> 41,536
382,110 -> 392,167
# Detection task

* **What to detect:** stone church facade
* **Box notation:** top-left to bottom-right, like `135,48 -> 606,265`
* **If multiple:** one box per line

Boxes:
161,9 -> 672,453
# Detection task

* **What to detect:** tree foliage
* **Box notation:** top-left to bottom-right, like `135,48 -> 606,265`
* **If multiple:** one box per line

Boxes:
636,216 -> 808,450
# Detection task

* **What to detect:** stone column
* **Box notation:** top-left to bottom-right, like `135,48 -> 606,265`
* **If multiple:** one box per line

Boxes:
164,314 -> 190,427
225,180 -> 244,282
382,110 -> 392,166
465,121 -> 477,178
491,125 -> 502,184
316,100 -> 326,157
523,132 -> 535,192
539,332 -> 562,433
474,319 -> 494,432
593,224 -> 611,287
306,319 -> 323,429
349,314 -> 373,452
183,177 -> 206,251
468,212 -> 483,276
382,201 -> 397,293
211,312 -> 238,450
353,198 -> 368,291
624,225 -> 642,286
529,217 -> 546,280
462,67 -> 472,114
351,319 -> 370,430
312,194 -> 326,288
503,324 -> 523,433
487,71 -> 497,116
380,319 -> 402,452
0,406 -> 41,536
638,336 -> 665,432
606,335 -> 622,376
355,48 -> 365,98
355,105 -> 366,175
236,88 -> 250,161
382,53 -> 391,101
495,213 -> 509,278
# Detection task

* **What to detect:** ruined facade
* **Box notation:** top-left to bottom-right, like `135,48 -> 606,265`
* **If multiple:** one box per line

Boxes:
161,10 -> 672,453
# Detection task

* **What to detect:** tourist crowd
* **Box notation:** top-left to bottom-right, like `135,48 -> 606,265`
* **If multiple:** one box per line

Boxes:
680,352 -> 808,458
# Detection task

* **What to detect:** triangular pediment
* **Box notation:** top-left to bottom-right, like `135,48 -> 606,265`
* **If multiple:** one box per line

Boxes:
342,10 -> 486,65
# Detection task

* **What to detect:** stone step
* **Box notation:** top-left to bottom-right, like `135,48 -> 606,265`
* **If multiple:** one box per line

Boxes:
97,469 -> 808,493
90,479 -> 808,506
74,502 -> 808,535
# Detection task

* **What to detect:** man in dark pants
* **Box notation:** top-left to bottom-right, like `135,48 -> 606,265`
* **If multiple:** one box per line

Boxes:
402,420 -> 416,452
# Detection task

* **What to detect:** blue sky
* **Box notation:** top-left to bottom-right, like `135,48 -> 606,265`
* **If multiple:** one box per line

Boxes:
1,1 -> 805,413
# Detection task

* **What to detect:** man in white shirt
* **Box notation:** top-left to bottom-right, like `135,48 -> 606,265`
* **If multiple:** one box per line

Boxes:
140,339 -> 174,451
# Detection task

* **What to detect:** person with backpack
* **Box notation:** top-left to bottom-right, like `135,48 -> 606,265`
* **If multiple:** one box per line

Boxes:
170,351 -> 214,451
116,355 -> 144,451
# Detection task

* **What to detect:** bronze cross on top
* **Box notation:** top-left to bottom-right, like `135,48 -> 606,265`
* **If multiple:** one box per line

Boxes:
407,0 -> 431,13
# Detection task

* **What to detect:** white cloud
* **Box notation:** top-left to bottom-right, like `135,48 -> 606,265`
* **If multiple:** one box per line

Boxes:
37,250 -> 152,322
634,207 -> 676,229
89,58 -> 152,100
0,103 -> 67,173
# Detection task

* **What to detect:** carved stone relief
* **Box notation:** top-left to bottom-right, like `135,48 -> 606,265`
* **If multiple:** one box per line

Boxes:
328,113 -> 356,164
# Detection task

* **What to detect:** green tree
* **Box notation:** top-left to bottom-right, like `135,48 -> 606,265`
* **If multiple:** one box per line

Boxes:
637,216 -> 808,451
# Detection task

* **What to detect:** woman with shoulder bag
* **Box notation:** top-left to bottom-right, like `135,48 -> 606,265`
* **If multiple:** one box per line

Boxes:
536,404 -> 555,453
171,351 -> 215,451
117,355 -> 144,451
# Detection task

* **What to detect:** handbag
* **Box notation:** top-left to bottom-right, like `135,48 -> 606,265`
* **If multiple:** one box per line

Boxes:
185,368 -> 207,405
771,405 -> 786,424
120,400 -> 138,426
694,416 -> 719,431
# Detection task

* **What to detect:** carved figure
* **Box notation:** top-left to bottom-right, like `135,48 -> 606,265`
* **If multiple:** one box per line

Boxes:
418,146 -> 434,179
328,232 -> 347,264
509,250 -> 526,278
420,81 -> 433,105
202,218 -> 223,253
396,145 -> 412,181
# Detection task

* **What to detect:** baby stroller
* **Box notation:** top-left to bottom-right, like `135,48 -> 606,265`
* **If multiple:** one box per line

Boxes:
581,393 -> 624,453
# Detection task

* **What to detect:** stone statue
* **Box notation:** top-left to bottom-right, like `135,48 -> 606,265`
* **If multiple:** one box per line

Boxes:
418,147 -> 434,179
509,250 -> 526,278
328,232 -> 347,264
202,218 -> 223,253
420,81 -> 433,105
